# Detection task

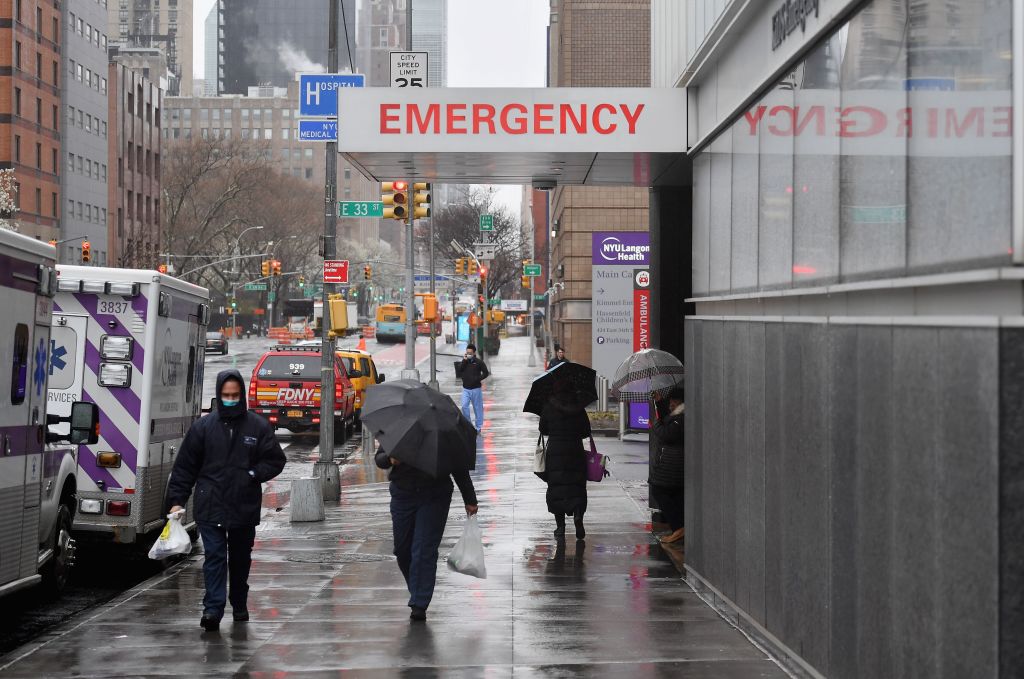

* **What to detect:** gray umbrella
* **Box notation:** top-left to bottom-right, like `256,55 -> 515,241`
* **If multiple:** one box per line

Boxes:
361,380 -> 477,477
611,349 -> 684,403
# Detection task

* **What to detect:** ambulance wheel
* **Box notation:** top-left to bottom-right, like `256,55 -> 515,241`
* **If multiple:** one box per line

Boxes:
41,504 -> 75,596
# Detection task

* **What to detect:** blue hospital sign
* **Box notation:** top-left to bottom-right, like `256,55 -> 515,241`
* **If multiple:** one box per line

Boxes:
298,73 -> 365,117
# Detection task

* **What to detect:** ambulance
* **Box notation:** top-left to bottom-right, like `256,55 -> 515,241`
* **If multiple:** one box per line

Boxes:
48,266 -> 209,546
0,229 -> 98,598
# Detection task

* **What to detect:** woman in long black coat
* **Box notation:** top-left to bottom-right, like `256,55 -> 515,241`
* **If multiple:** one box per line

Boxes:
650,387 -> 685,544
538,387 -> 592,540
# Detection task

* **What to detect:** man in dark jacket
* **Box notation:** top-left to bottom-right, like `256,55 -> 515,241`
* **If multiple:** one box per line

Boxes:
458,344 -> 490,430
168,369 -> 286,631
547,345 -> 568,370
650,387 -> 684,544
375,448 -> 477,622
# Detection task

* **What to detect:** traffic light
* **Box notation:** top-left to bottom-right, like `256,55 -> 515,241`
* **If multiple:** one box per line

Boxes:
158,264 -> 168,274
455,258 -> 465,275
468,259 -> 478,275
382,181 -> 408,220
364,264 -> 372,280
522,276 -> 530,289
298,275 -> 305,289
419,293 -> 439,322
81,240 -> 91,263
412,182 -> 431,219
272,260 -> 282,276
230,297 -> 238,310
48,239 -> 57,247
261,260 -> 270,277
479,265 -> 487,282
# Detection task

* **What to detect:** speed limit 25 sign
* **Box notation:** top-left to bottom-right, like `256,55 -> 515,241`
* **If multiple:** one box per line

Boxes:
390,52 -> 428,88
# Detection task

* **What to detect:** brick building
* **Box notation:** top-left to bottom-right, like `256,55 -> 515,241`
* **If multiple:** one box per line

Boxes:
1,0 -> 63,242
107,58 -> 161,267
547,0 -> 650,365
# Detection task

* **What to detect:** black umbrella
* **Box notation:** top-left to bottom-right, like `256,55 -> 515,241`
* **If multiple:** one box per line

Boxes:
523,361 -> 598,416
361,380 -> 477,478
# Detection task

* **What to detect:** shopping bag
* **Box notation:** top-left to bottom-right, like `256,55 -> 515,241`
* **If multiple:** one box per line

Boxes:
447,515 -> 487,579
586,436 -> 610,482
533,435 -> 547,472
147,513 -> 192,560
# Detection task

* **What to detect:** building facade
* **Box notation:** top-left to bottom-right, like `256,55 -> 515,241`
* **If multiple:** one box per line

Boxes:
62,0 -> 111,265
1,0 -> 63,242
547,0 -> 651,366
202,3 -> 217,95
107,60 -> 160,267
107,0 -> 191,95
652,0 -> 1023,675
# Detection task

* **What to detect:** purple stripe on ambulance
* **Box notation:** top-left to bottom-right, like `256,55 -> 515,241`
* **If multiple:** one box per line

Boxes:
82,387 -> 139,475
83,338 -> 142,420
73,293 -> 146,374
130,292 -> 148,321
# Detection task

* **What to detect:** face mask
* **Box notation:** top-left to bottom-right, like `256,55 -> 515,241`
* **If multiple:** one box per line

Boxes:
221,399 -> 240,407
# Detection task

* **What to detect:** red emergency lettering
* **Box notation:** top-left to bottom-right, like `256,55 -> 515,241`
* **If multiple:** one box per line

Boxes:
473,103 -> 497,134
620,103 -> 645,134
533,103 -> 555,134
380,104 -> 401,134
593,103 -> 617,134
838,106 -> 886,138
408,104 -> 441,134
745,106 -> 768,135
447,103 -> 468,134
993,106 -> 1013,137
560,103 -> 587,134
500,103 -> 529,134
945,107 -> 984,138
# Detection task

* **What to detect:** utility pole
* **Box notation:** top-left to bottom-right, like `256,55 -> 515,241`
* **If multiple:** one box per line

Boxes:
402,2 -> 419,381
316,0 -> 340,500
528,234 -> 536,368
428,217 -> 438,389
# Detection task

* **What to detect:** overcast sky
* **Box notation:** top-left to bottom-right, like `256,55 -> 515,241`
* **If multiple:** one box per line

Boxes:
192,0 -> 550,211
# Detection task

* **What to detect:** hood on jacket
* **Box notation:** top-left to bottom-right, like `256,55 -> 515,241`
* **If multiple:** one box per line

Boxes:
216,369 -> 247,420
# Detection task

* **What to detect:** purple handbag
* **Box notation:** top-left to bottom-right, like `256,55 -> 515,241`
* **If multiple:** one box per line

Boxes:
586,436 -> 610,482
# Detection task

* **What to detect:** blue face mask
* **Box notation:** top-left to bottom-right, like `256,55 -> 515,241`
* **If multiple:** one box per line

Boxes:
221,399 -> 240,407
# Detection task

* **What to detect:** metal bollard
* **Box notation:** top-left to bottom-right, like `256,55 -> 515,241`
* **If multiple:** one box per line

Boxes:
362,428 -> 375,457
597,376 -> 609,413
619,400 -> 627,440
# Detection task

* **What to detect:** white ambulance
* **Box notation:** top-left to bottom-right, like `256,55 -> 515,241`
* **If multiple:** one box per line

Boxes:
49,266 -> 210,546
0,229 -> 99,599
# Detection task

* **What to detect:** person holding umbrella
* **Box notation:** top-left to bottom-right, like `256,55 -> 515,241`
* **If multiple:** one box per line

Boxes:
363,380 -> 479,622
650,387 -> 685,544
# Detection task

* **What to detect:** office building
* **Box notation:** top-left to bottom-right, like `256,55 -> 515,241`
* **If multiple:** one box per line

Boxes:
203,4 -> 218,95
1,0 -> 63,242
107,59 -> 162,267
547,0 -> 651,366
108,0 -> 191,95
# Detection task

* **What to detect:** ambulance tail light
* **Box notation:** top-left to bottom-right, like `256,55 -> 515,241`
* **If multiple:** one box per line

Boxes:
98,363 -> 132,387
106,282 -> 140,296
81,280 -> 107,294
96,452 -> 122,468
106,500 -> 131,516
58,278 -> 82,292
100,335 -> 134,360
79,499 -> 103,514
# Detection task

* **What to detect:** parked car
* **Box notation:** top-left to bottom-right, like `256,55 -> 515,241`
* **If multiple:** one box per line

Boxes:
335,349 -> 385,430
248,345 -> 357,443
205,331 -> 228,355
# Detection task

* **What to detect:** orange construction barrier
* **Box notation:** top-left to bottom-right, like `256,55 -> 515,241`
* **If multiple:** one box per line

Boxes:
357,337 -> 367,351
362,325 -> 376,338
268,327 -> 291,344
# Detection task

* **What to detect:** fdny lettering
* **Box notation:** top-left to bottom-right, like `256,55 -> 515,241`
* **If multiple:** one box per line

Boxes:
277,387 -> 316,402
380,103 -> 647,136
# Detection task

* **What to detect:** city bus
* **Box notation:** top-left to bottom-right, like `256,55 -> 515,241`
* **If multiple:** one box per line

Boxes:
374,304 -> 406,343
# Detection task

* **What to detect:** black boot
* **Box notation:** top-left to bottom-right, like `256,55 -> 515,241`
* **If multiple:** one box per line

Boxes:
554,514 -> 566,537
574,511 -> 585,541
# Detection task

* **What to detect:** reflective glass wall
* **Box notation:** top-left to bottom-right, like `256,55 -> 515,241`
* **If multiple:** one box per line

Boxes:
692,0 -> 1014,296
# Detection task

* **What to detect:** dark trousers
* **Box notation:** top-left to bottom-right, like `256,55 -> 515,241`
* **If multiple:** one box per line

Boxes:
390,483 -> 453,610
199,523 -> 256,618
650,484 -> 685,531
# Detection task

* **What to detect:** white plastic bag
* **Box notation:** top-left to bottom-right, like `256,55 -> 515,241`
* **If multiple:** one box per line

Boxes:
447,515 -> 486,579
148,513 -> 192,560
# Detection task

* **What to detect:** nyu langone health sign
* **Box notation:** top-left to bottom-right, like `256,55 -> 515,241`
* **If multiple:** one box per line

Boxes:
334,88 -> 687,154
298,73 -> 365,117
592,233 -> 651,265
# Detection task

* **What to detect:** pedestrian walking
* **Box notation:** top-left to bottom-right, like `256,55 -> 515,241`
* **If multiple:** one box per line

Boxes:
375,449 -> 478,621
457,343 -> 490,430
538,379 -> 592,540
650,387 -> 685,544
167,369 -> 286,632
547,345 -> 569,370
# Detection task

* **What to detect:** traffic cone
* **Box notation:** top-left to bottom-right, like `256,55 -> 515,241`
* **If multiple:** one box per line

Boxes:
357,336 -> 367,351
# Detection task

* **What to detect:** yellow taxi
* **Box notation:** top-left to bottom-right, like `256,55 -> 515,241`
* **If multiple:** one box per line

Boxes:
335,348 -> 385,429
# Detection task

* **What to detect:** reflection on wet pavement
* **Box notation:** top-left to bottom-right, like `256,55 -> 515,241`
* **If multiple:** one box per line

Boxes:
0,337 -> 788,678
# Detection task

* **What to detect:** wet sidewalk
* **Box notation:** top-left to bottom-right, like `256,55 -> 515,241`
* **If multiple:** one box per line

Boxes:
0,337 -> 788,678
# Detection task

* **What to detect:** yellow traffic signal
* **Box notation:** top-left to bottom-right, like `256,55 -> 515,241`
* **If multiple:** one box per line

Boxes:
468,259 -> 478,275
422,293 -> 438,322
455,258 -> 465,275
412,182 -> 430,219
158,264 -> 168,274
364,264 -> 372,280
522,276 -> 530,288
382,181 -> 408,220
261,260 -> 270,277
81,241 -> 91,263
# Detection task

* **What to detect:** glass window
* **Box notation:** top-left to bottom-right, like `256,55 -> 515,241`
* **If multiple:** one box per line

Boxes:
11,324 -> 28,405
692,153 -> 711,296
264,129 -> 272,140
304,148 -> 313,159
707,134 -> 732,294
282,128 -> 289,140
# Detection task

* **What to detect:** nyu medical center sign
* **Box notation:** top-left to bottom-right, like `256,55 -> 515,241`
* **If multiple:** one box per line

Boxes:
592,232 -> 651,383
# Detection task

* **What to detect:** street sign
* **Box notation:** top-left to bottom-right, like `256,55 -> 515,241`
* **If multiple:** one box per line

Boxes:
298,73 -> 365,117
243,283 -> 267,291
500,300 -> 528,312
488,298 -> 500,306
338,201 -> 384,218
299,119 -> 337,142
523,264 -> 542,277
390,51 -> 428,88
479,214 -> 494,231
268,292 -> 276,302
323,259 -> 350,284
534,294 -> 546,302
473,243 -> 497,260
